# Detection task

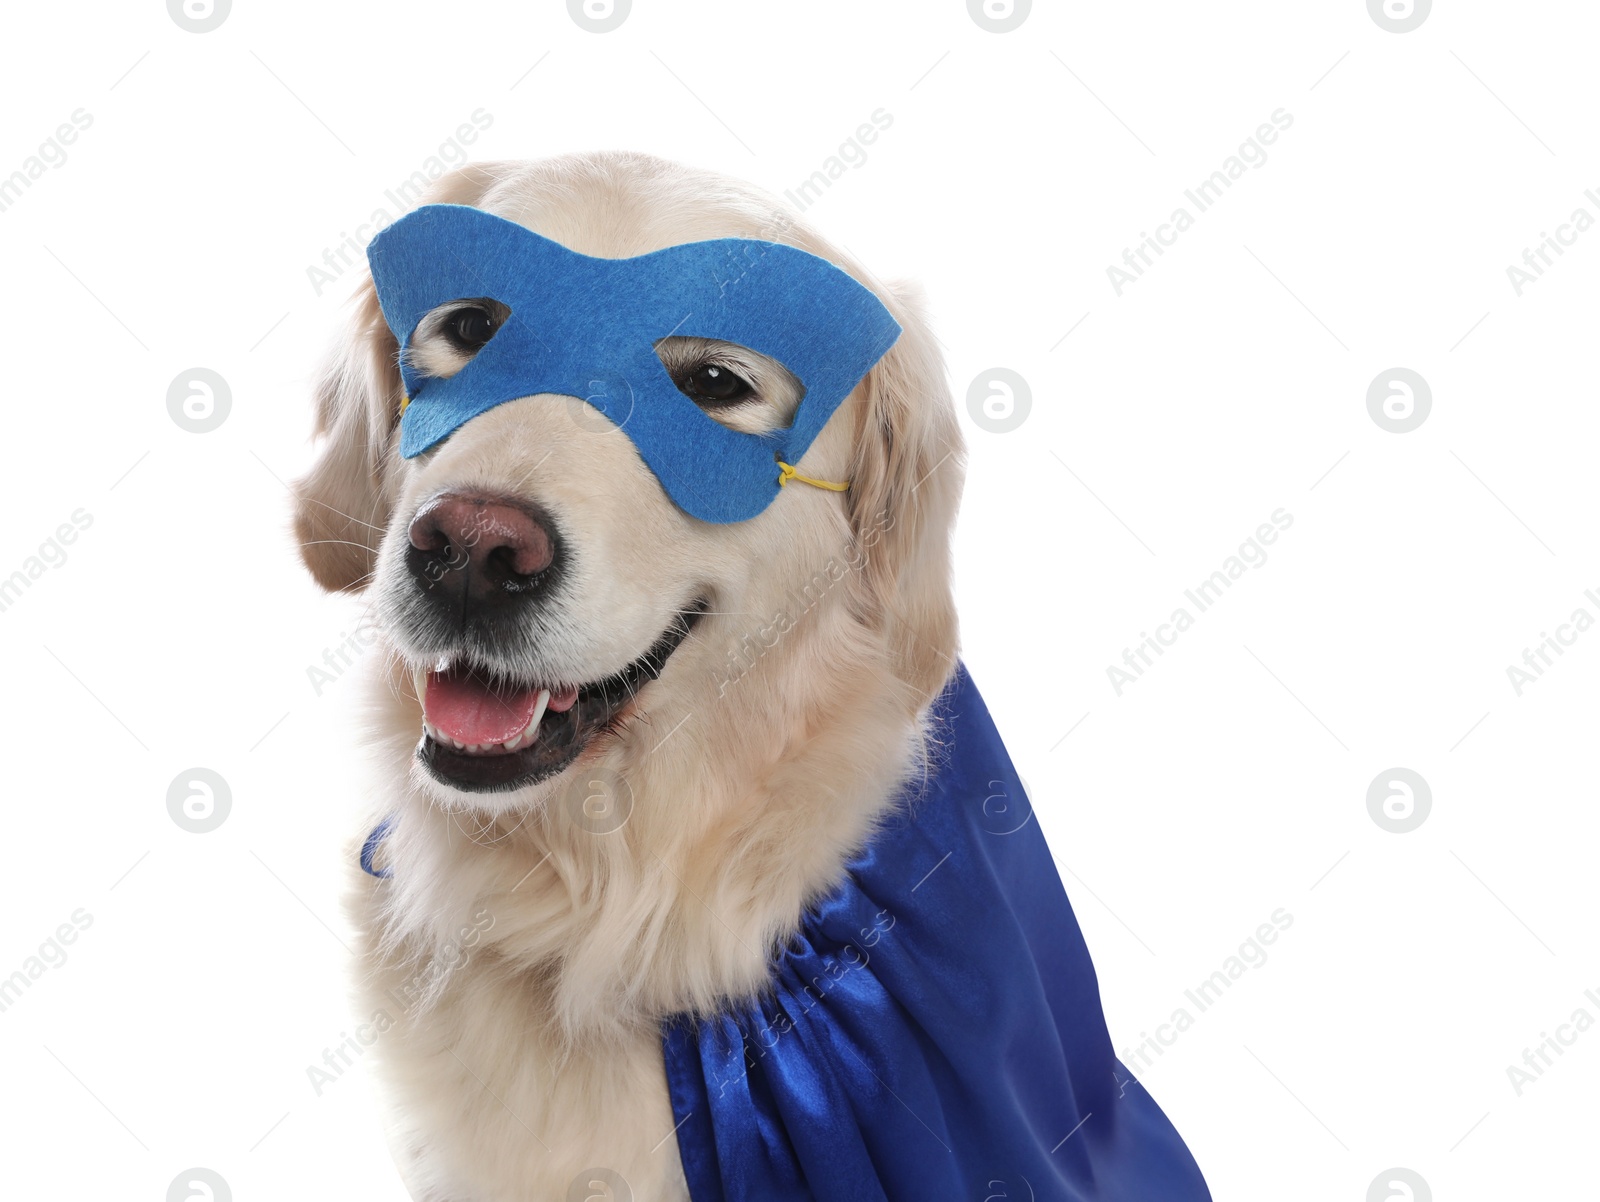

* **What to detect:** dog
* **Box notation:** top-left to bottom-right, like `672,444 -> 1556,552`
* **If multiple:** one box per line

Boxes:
293,152 -> 1210,1201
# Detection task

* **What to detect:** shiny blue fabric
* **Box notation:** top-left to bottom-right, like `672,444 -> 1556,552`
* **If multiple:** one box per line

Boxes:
364,204 -> 901,523
662,666 -> 1211,1201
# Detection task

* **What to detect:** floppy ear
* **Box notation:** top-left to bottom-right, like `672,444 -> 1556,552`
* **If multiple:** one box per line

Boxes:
293,166 -> 518,592
292,278 -> 404,593
844,280 -> 966,706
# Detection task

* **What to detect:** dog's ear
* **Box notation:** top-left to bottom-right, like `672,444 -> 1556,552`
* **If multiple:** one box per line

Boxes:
293,167 -> 514,593
844,279 -> 966,706
292,278 -> 404,593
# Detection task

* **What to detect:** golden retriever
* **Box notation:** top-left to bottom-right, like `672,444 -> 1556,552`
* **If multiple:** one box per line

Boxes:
293,152 -> 962,1199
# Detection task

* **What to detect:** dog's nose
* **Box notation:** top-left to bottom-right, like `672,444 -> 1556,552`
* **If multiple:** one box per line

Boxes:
405,493 -> 558,603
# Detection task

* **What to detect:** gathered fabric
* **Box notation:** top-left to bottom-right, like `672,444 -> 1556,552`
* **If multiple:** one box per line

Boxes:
662,665 -> 1212,1201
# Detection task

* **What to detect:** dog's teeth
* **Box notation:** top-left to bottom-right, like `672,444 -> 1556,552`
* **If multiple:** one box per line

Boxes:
525,689 -> 551,740
479,690 -> 551,756
418,688 -> 552,754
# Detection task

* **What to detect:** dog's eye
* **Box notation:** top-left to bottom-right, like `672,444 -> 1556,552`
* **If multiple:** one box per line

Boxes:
679,363 -> 754,406
444,307 -> 500,352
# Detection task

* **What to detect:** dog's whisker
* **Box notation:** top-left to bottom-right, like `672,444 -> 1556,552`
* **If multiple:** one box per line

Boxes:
505,448 -> 556,495
299,537 -> 379,552
298,494 -> 388,533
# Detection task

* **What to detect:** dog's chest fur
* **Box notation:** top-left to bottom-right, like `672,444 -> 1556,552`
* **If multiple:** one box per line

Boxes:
347,641 -> 927,1200
352,879 -> 694,1202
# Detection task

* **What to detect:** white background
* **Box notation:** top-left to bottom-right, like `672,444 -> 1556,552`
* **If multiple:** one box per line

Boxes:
1,1 -> 1594,1198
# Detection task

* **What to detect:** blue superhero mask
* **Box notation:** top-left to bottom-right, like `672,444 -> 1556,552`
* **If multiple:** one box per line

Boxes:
364,204 -> 903,524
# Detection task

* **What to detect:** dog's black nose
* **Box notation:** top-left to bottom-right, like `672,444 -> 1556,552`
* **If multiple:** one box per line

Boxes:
406,493 -> 559,606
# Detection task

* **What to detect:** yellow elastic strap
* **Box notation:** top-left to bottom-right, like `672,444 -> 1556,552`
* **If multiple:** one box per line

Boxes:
777,460 -> 849,493
399,393 -> 411,415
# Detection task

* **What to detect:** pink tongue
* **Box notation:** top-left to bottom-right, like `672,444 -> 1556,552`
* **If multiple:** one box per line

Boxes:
424,669 -> 580,746
426,669 -> 540,746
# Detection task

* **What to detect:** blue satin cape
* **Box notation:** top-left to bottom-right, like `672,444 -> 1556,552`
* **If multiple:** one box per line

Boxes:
661,666 -> 1211,1201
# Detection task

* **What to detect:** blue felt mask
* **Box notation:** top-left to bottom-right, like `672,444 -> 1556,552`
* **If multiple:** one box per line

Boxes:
365,204 -> 902,524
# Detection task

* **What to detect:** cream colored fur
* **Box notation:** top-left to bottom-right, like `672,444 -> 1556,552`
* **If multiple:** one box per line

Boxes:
293,152 -> 964,1201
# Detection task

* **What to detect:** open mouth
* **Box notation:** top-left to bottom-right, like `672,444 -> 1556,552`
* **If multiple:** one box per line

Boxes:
412,599 -> 707,793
